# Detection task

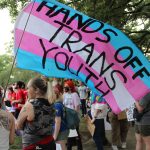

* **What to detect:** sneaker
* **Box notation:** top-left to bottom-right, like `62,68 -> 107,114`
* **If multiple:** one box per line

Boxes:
112,145 -> 119,150
121,142 -> 127,149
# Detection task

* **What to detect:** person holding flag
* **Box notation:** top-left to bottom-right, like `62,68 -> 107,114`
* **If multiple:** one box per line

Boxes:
135,92 -> 150,150
90,92 -> 110,150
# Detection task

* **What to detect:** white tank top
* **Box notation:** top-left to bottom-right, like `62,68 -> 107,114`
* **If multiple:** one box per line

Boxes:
0,111 -> 10,150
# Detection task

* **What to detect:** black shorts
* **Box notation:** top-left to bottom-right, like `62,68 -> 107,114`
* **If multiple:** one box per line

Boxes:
135,124 -> 150,136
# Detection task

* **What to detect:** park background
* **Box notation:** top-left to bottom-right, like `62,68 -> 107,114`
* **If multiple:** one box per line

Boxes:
0,0 -> 149,149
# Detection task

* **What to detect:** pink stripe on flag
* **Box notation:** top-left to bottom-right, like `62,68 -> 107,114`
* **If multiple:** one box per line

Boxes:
24,2 -> 107,43
22,2 -> 149,99
105,94 -> 121,113
15,29 -> 104,81
16,29 -> 121,112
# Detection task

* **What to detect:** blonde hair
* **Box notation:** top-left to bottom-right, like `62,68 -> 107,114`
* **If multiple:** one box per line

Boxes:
47,82 -> 63,103
47,82 -> 57,104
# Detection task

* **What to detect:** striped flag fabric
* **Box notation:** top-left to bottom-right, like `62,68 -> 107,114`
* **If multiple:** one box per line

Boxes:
14,0 -> 150,113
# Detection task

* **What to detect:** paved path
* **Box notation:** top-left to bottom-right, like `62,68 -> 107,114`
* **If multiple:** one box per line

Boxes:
10,118 -> 136,150
79,118 -> 136,150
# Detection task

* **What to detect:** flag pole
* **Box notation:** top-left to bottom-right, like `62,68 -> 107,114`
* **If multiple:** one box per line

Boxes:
2,0 -> 36,103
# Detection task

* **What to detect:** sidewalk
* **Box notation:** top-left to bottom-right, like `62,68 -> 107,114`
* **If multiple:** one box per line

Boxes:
79,118 -> 136,150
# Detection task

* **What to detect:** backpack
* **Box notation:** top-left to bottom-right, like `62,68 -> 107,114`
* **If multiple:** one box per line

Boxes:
133,108 -> 149,122
55,102 -> 80,129
64,106 -> 80,129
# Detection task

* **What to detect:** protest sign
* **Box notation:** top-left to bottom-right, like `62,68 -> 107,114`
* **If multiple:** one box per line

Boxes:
14,0 -> 150,113
126,104 -> 135,121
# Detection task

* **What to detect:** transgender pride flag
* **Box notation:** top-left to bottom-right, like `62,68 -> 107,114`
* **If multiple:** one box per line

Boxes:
90,92 -> 106,105
14,0 -> 150,113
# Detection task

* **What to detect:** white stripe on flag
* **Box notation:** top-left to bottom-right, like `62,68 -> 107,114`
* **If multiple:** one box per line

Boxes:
16,11 -> 135,110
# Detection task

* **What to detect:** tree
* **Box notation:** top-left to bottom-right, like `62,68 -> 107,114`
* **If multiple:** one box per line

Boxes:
0,54 -> 37,86
0,0 -> 27,20
0,54 -> 12,72
0,54 -> 12,86
65,0 -> 150,58
0,0 -> 149,57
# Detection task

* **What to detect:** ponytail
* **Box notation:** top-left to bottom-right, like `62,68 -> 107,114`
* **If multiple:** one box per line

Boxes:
47,81 -> 57,104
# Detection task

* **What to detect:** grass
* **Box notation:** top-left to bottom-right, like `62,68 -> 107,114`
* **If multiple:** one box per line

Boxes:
10,136 -> 22,150
10,117 -> 91,150
10,118 -> 136,150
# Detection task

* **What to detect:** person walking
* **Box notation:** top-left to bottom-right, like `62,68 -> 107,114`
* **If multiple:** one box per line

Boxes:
78,81 -> 88,117
135,92 -> 150,150
16,77 -> 56,150
109,110 -> 129,150
53,83 -> 69,150
63,80 -> 83,150
90,93 -> 109,150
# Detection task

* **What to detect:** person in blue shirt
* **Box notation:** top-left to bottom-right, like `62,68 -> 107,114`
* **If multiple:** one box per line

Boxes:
53,84 -> 69,150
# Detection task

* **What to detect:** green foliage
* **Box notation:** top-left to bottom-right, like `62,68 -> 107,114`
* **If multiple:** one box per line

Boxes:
10,68 -> 38,84
0,67 -> 37,87
10,136 -> 22,149
0,54 -> 12,72
0,54 -> 38,87
0,0 -> 28,21
0,0 -> 149,54
63,0 -> 150,57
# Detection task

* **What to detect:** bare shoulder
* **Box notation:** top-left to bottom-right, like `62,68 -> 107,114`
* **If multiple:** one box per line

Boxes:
0,109 -> 13,120
0,109 -> 7,116
24,100 -> 35,121
0,110 -> 15,130
8,111 -> 15,121
16,100 -> 35,129
23,100 -> 34,111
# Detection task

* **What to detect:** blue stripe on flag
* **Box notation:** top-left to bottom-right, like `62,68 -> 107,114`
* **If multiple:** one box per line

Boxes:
33,0 -> 150,88
16,49 -> 101,95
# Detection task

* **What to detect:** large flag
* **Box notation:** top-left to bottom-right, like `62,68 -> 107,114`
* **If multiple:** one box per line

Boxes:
14,0 -> 150,113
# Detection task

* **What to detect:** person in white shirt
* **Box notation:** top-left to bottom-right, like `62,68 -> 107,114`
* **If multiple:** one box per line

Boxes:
78,81 -> 88,117
63,80 -> 83,150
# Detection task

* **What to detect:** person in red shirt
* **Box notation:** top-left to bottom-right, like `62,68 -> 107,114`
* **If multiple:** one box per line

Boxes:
17,82 -> 28,110
11,81 -> 25,119
7,86 -> 16,105
5,86 -> 16,113
21,82 -> 28,103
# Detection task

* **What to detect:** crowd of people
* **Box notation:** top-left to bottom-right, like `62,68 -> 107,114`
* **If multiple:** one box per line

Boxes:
0,76 -> 150,150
